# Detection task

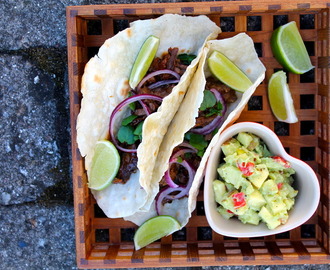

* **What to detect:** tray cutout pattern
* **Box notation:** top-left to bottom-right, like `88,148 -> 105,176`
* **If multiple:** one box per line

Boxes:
67,1 -> 330,268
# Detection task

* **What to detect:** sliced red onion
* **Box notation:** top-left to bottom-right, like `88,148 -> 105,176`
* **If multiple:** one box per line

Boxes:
178,142 -> 198,151
190,89 -> 227,135
155,186 -> 186,215
148,79 -> 180,89
136,69 -> 180,91
156,159 -> 196,215
109,94 -> 163,153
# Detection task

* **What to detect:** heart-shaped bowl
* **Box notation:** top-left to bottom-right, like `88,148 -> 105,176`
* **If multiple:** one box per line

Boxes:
204,122 -> 320,238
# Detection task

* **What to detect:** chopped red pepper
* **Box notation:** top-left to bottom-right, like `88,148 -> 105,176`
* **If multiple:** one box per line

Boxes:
272,156 -> 291,168
227,210 -> 234,214
277,182 -> 283,190
237,161 -> 255,176
232,192 -> 246,209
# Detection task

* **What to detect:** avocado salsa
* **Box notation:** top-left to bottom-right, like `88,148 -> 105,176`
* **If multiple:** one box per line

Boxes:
213,132 -> 298,229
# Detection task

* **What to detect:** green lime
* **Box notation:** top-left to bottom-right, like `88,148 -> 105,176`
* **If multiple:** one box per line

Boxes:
271,21 -> 314,74
268,71 -> 298,123
88,140 -> 120,190
208,50 -> 253,93
129,35 -> 160,88
134,215 -> 181,250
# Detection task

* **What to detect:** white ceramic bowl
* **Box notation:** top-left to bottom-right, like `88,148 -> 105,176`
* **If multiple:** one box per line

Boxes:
204,122 -> 320,238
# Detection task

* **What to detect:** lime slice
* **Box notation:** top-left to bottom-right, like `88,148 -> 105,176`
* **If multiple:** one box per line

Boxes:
268,71 -> 298,123
88,140 -> 120,190
129,35 -> 160,88
134,215 -> 181,250
271,21 -> 314,74
208,50 -> 253,93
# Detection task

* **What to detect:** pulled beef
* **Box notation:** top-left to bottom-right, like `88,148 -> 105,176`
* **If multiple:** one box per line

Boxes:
206,77 -> 237,104
137,47 -> 188,98
114,150 -> 138,184
194,77 -> 237,130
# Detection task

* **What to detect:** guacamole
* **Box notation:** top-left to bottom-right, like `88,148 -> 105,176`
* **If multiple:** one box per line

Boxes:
213,132 -> 298,229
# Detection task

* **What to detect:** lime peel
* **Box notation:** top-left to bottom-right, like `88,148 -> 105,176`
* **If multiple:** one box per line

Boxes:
208,50 -> 253,93
88,140 -> 120,190
268,71 -> 298,124
271,21 -> 314,74
129,35 -> 160,89
134,215 -> 181,250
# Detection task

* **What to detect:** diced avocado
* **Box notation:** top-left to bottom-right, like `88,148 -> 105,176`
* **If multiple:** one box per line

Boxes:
240,179 -> 255,195
269,172 -> 285,183
247,190 -> 266,211
218,163 -> 245,189
237,132 -> 254,148
238,209 -> 260,225
247,133 -> 260,151
213,180 -> 226,204
261,157 -> 286,172
255,142 -> 271,157
220,191 -> 248,215
260,180 -> 278,195
217,206 -> 234,219
279,182 -> 298,199
283,198 -> 295,211
221,138 -> 241,156
225,182 -> 235,192
248,164 -> 269,189
264,194 -> 287,215
258,206 -> 281,230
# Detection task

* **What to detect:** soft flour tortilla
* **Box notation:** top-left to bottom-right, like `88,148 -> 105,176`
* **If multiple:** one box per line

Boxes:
125,33 -> 266,227
76,14 -> 221,218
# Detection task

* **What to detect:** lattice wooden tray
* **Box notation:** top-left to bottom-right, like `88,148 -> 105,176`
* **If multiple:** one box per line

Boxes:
66,1 -> 330,268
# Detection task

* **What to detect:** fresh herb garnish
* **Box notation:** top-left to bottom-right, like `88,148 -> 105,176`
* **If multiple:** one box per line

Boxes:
121,115 -> 138,126
186,133 -> 208,157
178,54 -> 197,65
176,156 -> 183,163
200,90 -> 217,111
205,101 -> 223,117
133,121 -> 144,141
117,125 -> 136,145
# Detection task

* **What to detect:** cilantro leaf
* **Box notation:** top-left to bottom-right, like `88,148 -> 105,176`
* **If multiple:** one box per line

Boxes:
117,126 -> 136,145
121,115 -> 138,126
200,90 -> 216,111
189,133 -> 208,151
205,101 -> 224,117
133,121 -> 144,137
177,54 -> 197,65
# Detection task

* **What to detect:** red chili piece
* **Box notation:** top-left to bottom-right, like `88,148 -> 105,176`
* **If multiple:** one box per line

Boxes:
232,192 -> 246,209
277,182 -> 283,190
272,156 -> 291,168
237,161 -> 255,176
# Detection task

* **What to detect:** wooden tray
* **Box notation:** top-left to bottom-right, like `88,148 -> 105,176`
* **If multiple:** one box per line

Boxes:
66,1 -> 330,268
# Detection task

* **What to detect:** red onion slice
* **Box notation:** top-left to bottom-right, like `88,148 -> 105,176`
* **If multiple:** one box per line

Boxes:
190,89 -> 227,135
109,94 -> 163,153
136,69 -> 180,91
159,159 -> 196,214
155,186 -> 186,215
148,79 -> 180,89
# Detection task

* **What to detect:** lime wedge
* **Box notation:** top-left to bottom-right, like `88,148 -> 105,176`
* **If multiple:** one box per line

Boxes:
208,50 -> 253,93
268,71 -> 298,123
129,35 -> 160,88
271,21 -> 314,74
134,215 -> 181,250
88,140 -> 120,190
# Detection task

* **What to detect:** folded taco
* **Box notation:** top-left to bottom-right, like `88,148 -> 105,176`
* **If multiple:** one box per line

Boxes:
76,14 -> 220,218
125,33 -> 266,248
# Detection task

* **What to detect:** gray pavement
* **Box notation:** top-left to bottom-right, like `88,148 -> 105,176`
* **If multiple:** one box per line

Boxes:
0,0 -> 329,269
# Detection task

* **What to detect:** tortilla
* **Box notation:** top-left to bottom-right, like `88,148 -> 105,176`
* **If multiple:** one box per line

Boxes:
125,33 -> 266,229
76,14 -> 221,218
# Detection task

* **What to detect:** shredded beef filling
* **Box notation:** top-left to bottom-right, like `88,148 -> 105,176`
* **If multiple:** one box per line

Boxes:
194,77 -> 237,128
114,48 -> 188,184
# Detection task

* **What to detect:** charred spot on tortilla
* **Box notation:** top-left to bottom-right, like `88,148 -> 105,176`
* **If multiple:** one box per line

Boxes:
126,28 -> 132,38
120,80 -> 130,96
246,68 -> 252,74
94,74 -> 103,84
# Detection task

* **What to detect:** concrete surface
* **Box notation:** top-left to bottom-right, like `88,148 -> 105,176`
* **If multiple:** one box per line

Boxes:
0,0 -> 328,269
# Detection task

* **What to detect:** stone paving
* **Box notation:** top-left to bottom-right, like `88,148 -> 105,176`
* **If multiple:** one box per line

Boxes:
0,1 -> 329,269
